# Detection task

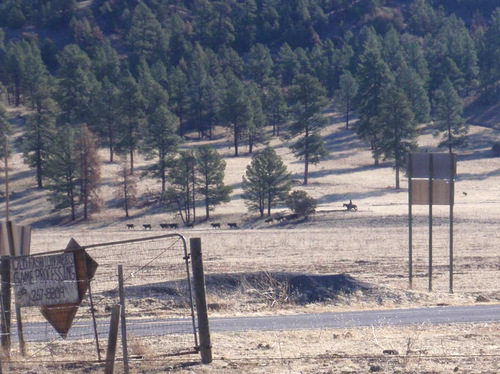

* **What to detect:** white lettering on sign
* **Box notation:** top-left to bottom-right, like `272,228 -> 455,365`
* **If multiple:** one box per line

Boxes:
10,252 -> 80,307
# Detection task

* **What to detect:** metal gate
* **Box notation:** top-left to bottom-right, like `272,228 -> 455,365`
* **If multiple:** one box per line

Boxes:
4,233 -> 199,367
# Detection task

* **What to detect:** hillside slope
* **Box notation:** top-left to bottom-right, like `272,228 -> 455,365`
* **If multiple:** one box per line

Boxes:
4,108 -> 499,230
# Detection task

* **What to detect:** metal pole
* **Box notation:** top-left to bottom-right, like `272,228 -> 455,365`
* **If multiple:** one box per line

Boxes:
428,154 -> 433,292
190,238 -> 212,364
449,154 -> 455,293
408,153 -> 413,289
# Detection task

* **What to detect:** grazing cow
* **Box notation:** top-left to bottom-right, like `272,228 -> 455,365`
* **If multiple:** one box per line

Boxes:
143,224 -> 152,230
185,223 -> 194,228
276,216 -> 285,222
264,218 -> 274,223
160,223 -> 168,229
211,223 -> 221,228
343,200 -> 358,211
227,223 -> 238,229
169,223 -> 178,229
126,224 -> 134,229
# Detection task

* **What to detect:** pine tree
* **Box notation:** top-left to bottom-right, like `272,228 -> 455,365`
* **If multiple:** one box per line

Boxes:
116,70 -> 144,173
0,104 -> 11,162
287,73 -> 328,185
142,104 -> 180,195
245,43 -> 273,88
433,78 -> 469,152
168,67 -> 189,135
45,126 -> 79,221
89,78 -> 120,162
126,2 -> 163,64
166,150 -> 197,224
195,145 -> 232,219
187,43 -> 210,138
242,147 -> 291,217
114,155 -> 137,219
218,73 -> 252,156
5,41 -> 25,106
337,70 -> 358,129
355,42 -> 394,165
246,83 -> 269,154
275,43 -> 300,86
56,44 -> 98,125
376,84 -> 418,189
396,62 -> 430,124
264,80 -> 288,137
75,124 -> 101,219
21,96 -> 58,188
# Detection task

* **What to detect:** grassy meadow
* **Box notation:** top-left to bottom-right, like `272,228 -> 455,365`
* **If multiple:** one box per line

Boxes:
3,109 -> 500,373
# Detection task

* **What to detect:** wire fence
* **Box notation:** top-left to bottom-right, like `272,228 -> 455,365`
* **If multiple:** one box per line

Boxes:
1,234 -> 199,372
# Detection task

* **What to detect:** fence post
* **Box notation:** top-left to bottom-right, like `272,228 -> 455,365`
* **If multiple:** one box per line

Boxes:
104,304 -> 121,374
0,257 -> 11,357
6,222 -> 25,356
189,238 -> 212,364
117,265 -> 130,374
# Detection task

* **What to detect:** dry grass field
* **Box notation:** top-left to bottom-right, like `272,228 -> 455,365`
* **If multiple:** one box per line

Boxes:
2,110 -> 500,372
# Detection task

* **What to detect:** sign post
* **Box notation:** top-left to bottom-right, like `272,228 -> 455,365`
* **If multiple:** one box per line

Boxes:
408,153 -> 456,293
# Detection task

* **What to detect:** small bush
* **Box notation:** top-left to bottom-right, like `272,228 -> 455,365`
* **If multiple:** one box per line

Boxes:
286,190 -> 317,216
492,142 -> 500,157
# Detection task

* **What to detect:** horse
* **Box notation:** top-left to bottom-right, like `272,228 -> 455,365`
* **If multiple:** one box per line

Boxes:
343,200 -> 358,211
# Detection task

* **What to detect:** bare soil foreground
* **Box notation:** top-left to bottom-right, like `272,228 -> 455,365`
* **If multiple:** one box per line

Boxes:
3,116 -> 500,372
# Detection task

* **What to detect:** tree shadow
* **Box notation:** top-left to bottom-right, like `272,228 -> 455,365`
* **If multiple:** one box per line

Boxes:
317,187 -> 406,205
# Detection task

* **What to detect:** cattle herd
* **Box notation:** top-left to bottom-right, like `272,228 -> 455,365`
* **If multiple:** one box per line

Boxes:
125,201 -> 357,231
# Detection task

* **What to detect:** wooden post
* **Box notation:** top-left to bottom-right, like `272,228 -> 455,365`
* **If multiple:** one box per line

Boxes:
118,265 -> 130,374
6,222 -> 25,356
190,238 -> 212,364
0,257 -> 11,357
87,281 -> 101,361
104,304 -> 121,374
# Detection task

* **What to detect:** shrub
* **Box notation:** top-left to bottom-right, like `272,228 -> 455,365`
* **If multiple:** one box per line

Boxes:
286,190 -> 317,216
492,142 -> 500,157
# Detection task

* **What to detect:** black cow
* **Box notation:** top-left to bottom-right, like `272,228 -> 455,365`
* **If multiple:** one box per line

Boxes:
143,224 -> 152,230
227,223 -> 238,229
160,223 -> 168,229
264,218 -> 274,223
126,224 -> 135,229
169,223 -> 179,229
211,223 -> 221,228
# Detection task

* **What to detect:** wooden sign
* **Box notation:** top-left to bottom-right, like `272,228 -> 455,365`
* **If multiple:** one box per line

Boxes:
10,252 -> 80,308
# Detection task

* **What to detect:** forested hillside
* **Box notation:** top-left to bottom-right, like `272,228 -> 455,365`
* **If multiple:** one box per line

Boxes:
0,0 -> 499,222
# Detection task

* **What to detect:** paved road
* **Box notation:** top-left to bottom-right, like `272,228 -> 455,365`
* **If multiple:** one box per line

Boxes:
18,304 -> 500,342
208,304 -> 500,332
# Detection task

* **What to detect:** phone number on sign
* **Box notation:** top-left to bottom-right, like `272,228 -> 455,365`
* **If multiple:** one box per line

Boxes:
29,286 -> 67,302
